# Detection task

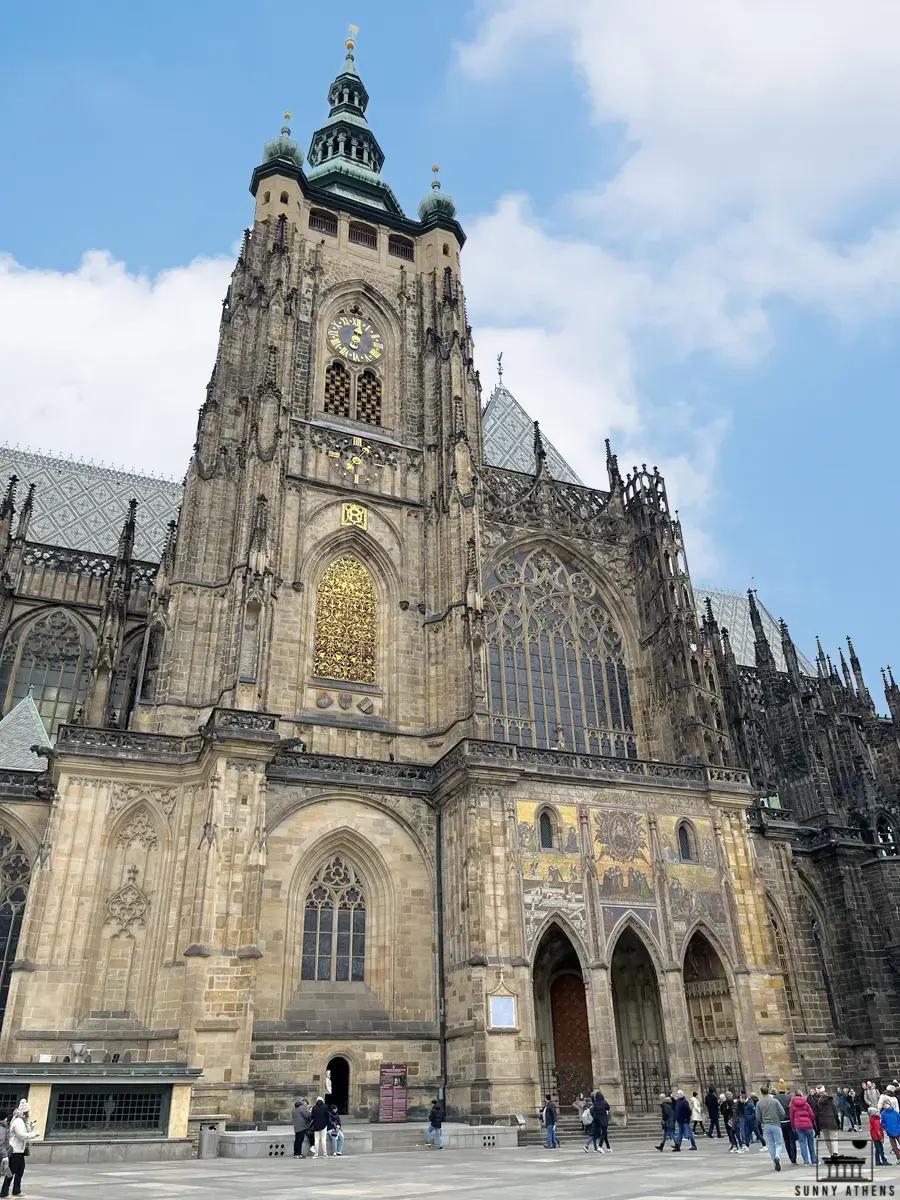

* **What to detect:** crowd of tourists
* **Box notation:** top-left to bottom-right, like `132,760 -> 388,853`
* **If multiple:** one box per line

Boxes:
291,1096 -> 345,1158
658,1077 -> 900,1171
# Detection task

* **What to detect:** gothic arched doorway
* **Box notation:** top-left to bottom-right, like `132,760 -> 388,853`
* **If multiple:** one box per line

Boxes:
532,924 -> 592,1104
683,930 -> 743,1095
326,1055 -> 350,1114
610,926 -> 668,1112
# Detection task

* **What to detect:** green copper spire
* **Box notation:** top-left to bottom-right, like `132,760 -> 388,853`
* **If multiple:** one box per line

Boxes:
418,164 -> 457,221
263,111 -> 303,169
306,28 -> 404,215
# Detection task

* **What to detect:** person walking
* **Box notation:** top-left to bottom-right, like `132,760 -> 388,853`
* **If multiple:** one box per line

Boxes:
672,1090 -> 697,1151
1,1100 -> 38,1199
869,1107 -> 888,1167
814,1086 -> 840,1158
721,1093 -> 740,1152
427,1098 -> 445,1150
309,1096 -> 331,1159
591,1091 -> 611,1153
292,1097 -> 311,1159
328,1106 -> 344,1156
690,1091 -> 704,1135
880,1098 -> 900,1164
747,1093 -> 765,1149
790,1090 -> 817,1166
657,1093 -> 676,1151
879,1084 -> 899,1113
541,1095 -> 558,1149
756,1085 -> 786,1172
837,1087 -> 849,1131
865,1081 -> 880,1111
776,1081 -> 796,1164
849,1088 -> 862,1130
581,1093 -> 596,1151
705,1087 -> 721,1138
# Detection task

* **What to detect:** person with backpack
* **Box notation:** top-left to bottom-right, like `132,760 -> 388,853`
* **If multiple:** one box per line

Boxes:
426,1098 -> 445,1150
581,1093 -> 595,1151
542,1094 -> 558,1149
880,1098 -> 900,1164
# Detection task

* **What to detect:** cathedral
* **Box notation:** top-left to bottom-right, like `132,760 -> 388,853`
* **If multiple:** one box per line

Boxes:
0,36 -> 897,1127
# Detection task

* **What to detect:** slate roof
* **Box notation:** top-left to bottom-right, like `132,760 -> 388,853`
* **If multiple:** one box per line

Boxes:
0,447 -> 182,562
0,694 -> 52,772
482,385 -> 583,485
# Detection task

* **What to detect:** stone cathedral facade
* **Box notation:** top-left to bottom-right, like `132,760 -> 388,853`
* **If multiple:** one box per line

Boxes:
0,40 -> 897,1124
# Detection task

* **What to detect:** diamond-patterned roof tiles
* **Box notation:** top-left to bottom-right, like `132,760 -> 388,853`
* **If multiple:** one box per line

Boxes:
482,385 -> 583,485
0,693 -> 51,772
696,588 -> 816,675
0,447 -> 182,561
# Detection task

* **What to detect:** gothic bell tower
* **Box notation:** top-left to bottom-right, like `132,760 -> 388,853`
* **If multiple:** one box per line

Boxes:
141,33 -> 483,761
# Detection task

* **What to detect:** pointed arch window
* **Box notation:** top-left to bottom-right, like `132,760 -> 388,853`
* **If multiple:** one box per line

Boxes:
484,548 -> 636,756
0,610 -> 92,735
770,911 -> 798,1016
301,856 -> 366,982
356,370 -> 382,426
313,556 -> 377,684
0,829 -> 31,1033
876,816 -> 898,857
677,820 -> 698,863
324,360 -> 351,418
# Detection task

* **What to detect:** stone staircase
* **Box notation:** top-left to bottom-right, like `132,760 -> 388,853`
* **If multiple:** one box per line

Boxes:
519,1111 -> 663,1147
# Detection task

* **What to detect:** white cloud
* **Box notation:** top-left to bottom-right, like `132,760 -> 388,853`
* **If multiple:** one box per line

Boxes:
0,250 -> 232,478
459,0 -> 900,569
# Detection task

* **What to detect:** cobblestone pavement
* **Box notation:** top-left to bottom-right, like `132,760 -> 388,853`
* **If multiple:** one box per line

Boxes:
16,1139 -> 888,1200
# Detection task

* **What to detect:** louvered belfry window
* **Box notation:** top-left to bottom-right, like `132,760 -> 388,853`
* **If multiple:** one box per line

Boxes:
324,360 -> 351,418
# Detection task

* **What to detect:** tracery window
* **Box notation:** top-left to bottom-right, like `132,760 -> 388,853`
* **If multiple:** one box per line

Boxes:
301,856 -> 366,982
484,548 -> 636,756
324,360 -> 352,418
313,556 -> 377,684
0,610 -> 92,735
876,816 -> 898,857
0,830 -> 31,1032
539,810 -> 555,850
770,913 -> 798,1016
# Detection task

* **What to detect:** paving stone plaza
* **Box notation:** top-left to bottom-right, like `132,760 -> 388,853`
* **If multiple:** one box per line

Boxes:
15,1141 -> 887,1200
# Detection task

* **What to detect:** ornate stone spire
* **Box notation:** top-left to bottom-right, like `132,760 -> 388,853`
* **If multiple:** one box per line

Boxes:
306,27 -> 403,215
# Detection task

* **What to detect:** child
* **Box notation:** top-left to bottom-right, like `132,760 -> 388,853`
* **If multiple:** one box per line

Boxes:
869,1106 -> 887,1166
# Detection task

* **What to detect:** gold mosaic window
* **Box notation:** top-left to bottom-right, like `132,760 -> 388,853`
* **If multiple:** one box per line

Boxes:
355,370 -> 382,426
324,360 -> 351,418
313,555 -> 377,684
484,548 -> 636,757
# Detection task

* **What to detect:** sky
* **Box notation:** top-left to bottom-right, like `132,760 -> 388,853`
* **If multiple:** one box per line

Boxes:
1,0 -> 899,694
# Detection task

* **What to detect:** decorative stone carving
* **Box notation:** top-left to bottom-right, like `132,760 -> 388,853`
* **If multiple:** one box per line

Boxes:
106,867 -> 148,931
116,808 -> 158,850
109,782 -> 178,818
316,692 -> 334,709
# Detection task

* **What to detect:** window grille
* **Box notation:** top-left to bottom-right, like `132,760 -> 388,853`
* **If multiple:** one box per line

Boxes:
771,916 -> 798,1015
355,370 -> 382,426
301,856 -> 366,982
348,222 -> 377,249
0,610 -> 92,735
387,234 -> 414,261
0,829 -> 31,1034
0,1089 -> 23,1122
323,360 -> 351,418
877,818 -> 898,857
677,821 -> 698,862
47,1085 -> 170,1138
309,209 -> 338,237
539,811 -> 554,850
484,549 -> 637,756
313,556 -> 376,684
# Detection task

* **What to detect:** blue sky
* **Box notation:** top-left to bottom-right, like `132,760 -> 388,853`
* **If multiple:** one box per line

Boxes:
2,0 -> 899,695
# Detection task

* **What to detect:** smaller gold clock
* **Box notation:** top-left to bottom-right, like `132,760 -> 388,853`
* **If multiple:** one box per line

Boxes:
327,314 -> 384,365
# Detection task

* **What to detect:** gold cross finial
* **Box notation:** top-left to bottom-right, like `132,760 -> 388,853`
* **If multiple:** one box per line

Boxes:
346,24 -> 358,51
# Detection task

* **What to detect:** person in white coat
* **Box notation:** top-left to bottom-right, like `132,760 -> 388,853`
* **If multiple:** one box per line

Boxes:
1,1100 -> 39,1199
690,1092 -> 705,1134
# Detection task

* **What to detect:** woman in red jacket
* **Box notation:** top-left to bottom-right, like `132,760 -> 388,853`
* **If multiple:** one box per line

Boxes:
789,1091 -> 817,1166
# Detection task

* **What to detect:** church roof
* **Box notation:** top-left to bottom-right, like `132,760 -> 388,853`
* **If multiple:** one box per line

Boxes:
696,588 -> 816,675
0,693 -> 52,772
0,446 -> 181,561
482,385 -> 583,485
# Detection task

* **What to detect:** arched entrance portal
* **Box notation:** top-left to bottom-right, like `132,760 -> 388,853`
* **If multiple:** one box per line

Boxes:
611,926 -> 669,1112
325,1056 -> 350,1114
532,924 -> 592,1104
683,931 -> 744,1095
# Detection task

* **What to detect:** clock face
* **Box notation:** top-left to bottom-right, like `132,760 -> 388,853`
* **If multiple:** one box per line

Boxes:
327,315 -> 384,365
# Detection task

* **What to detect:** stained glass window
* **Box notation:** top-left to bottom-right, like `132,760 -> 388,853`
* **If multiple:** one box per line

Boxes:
300,856 -> 366,982
313,556 -> 377,684
484,549 -> 636,757
0,610 -> 92,735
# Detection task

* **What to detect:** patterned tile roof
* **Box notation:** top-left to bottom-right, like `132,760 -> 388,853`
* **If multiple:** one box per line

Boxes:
0,694 -> 51,772
696,588 -> 816,675
0,447 -> 182,561
482,385 -> 583,485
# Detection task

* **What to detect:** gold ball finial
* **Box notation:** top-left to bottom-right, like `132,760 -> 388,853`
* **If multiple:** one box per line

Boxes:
432,164 -> 440,174
346,23 -> 358,52
284,111 -> 292,122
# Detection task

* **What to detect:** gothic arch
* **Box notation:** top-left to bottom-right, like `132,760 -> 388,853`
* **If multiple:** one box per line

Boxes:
606,914 -> 666,976
528,912 -> 590,972
679,918 -> 736,984
765,895 -> 802,1026
0,606 -> 95,733
303,497 -> 406,575
482,539 -> 641,755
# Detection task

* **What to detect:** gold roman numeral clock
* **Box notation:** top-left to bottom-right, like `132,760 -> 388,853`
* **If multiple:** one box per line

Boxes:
327,315 -> 384,364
